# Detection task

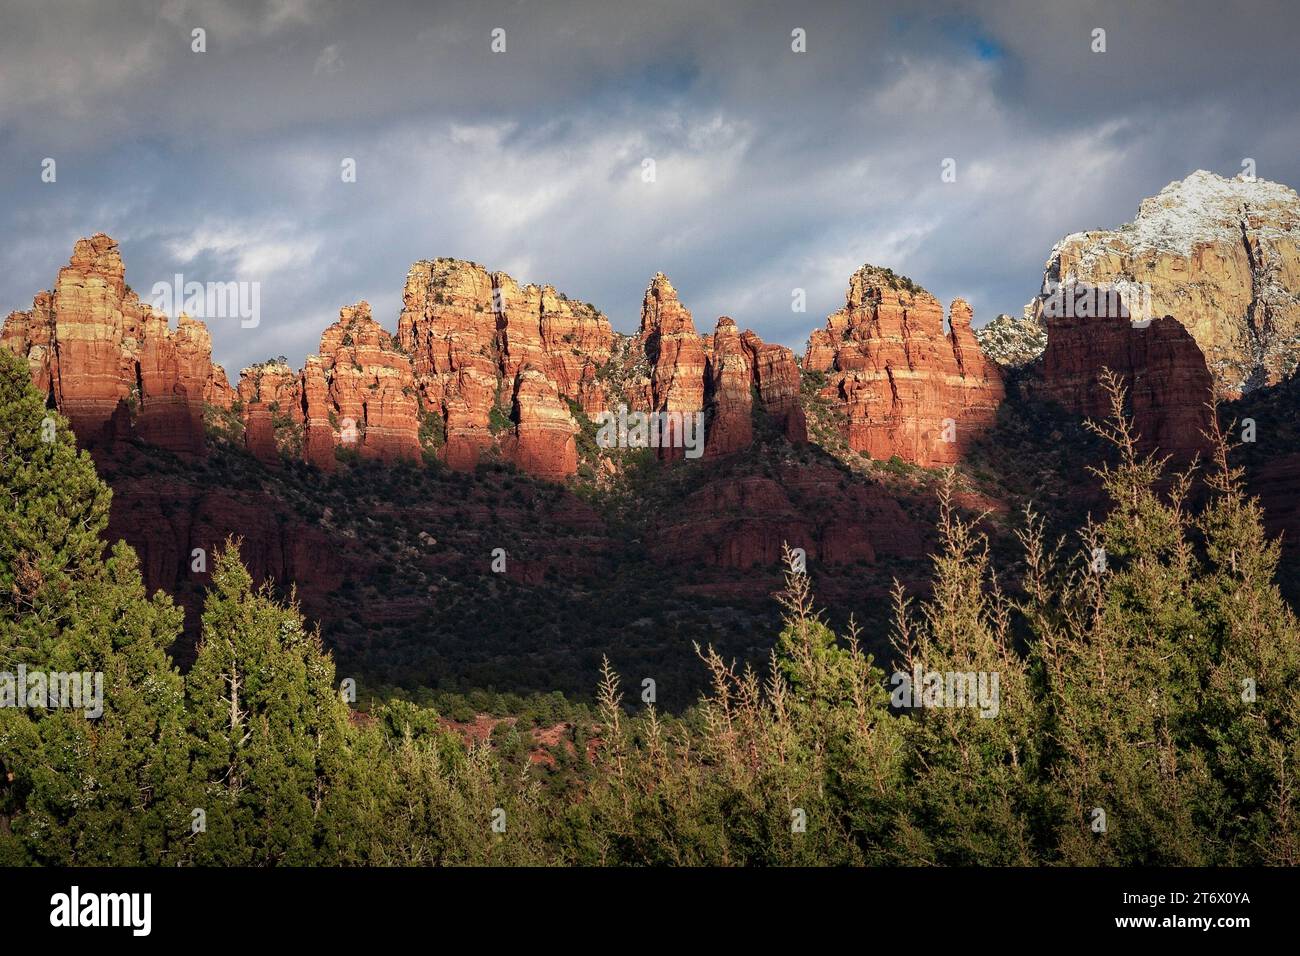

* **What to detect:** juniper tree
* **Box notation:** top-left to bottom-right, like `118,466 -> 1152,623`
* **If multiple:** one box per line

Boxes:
1029,371 -> 1219,864
889,473 -> 1040,865
0,347 -> 189,864
337,699 -> 553,866
574,553 -> 906,867
766,552 -> 905,864
1192,411 -> 1300,862
185,542 -> 354,864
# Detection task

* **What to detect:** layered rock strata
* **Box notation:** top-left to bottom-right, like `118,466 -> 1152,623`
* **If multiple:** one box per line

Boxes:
804,265 -> 1004,466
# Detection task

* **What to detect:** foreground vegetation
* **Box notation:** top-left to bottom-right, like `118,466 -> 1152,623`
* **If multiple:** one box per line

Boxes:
1,349 -> 1296,865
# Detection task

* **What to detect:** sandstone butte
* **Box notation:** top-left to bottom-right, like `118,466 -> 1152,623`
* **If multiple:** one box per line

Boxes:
1029,170 -> 1300,395
803,264 -> 1005,467
1,236 -> 813,479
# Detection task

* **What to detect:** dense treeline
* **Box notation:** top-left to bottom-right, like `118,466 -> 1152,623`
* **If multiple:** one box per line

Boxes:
1,349 -> 1297,865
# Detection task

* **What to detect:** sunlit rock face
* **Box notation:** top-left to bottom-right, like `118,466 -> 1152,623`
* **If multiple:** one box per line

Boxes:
1031,170 -> 1300,395
804,265 -> 1004,466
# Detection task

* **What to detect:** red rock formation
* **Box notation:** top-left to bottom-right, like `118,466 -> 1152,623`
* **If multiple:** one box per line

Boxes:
536,284 -> 614,404
1032,171 -> 1300,392
598,278 -> 807,463
742,330 -> 807,445
640,274 -> 706,459
44,234 -> 133,444
494,275 -> 611,477
396,258 -> 614,477
504,366 -> 578,479
237,359 -> 302,423
496,275 -> 612,396
134,313 -> 217,458
804,265 -> 1004,466
1,234 -> 221,459
647,462 -> 922,571
1,291 -> 57,401
205,364 -> 234,410
243,402 -> 278,464
704,318 -> 753,457
1038,288 -> 1213,461
398,259 -> 500,470
300,356 -> 336,472
7,238 -> 809,481
317,302 -> 422,464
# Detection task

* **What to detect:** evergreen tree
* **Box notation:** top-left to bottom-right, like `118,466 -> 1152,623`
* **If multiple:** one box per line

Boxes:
577,554 -> 906,867
890,474 -> 1040,864
184,542 -> 353,864
338,698 -> 553,865
768,555 -> 905,864
0,347 -> 189,864
1029,372 -> 1219,864
1194,413 -> 1300,862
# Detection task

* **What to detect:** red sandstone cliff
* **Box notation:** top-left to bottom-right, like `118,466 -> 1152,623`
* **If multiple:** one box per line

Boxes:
804,265 -> 1004,466
703,317 -> 754,457
243,402 -> 279,464
1037,288 -> 1214,461
317,301 -> 423,464
648,461 -> 921,575
392,262 -> 805,477
595,274 -> 807,463
3,238 -> 811,479
742,329 -> 808,445
641,273 -> 708,444
1,233 -> 226,459
300,355 -> 336,472
395,258 -> 611,479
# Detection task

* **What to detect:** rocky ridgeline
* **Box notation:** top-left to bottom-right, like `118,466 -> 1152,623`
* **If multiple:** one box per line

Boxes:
12,180 -> 1296,481
1,237 -> 809,479
1030,170 -> 1300,394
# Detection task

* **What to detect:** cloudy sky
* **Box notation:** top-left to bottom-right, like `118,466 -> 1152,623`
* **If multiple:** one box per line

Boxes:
3,0 -> 1298,375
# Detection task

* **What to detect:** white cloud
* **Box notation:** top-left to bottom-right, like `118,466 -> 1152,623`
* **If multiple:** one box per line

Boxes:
313,44 -> 344,75
165,224 -> 321,280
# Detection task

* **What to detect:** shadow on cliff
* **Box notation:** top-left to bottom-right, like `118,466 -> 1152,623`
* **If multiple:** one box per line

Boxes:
93,410 -> 954,711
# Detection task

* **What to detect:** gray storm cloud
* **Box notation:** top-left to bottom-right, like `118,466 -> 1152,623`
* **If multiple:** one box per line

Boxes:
1,0 -> 1296,375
